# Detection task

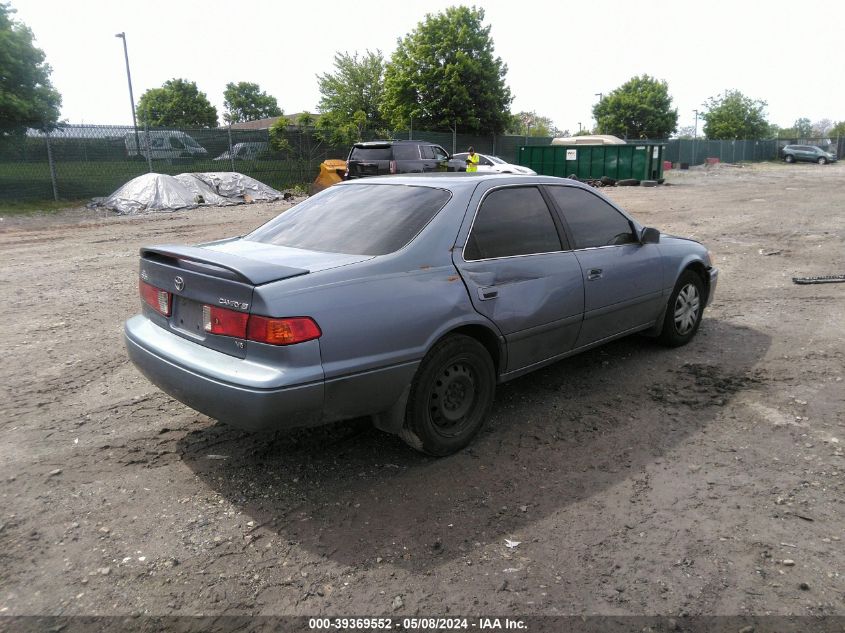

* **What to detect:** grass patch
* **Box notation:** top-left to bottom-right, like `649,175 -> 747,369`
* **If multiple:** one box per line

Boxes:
0,199 -> 89,215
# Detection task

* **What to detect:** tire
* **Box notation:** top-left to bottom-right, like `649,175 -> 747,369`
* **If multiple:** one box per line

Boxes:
600,176 -> 617,186
567,174 -> 579,181
400,335 -> 496,456
617,178 -> 640,186
817,157 -> 828,165
641,180 -> 658,187
784,155 -> 795,163
658,270 -> 705,347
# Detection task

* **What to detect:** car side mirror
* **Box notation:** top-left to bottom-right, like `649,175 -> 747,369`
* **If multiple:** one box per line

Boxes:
640,227 -> 661,244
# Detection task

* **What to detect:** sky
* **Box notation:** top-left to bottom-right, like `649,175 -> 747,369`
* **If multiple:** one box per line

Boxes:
10,0 -> 845,135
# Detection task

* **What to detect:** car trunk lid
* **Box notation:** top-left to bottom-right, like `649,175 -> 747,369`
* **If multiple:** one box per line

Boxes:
138,243 -> 372,359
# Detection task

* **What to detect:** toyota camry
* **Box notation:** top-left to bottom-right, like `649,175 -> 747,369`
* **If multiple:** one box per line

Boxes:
124,174 -> 718,455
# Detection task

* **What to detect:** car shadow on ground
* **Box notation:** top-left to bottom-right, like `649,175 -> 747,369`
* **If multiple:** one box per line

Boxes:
177,319 -> 770,571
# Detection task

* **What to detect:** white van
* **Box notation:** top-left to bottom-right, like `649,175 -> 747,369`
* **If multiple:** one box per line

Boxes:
125,130 -> 208,160
213,141 -> 270,161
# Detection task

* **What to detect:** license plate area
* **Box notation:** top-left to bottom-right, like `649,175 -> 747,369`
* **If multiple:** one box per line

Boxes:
171,296 -> 207,340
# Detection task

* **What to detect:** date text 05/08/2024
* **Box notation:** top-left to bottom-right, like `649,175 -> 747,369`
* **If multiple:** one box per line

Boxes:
308,617 -> 527,630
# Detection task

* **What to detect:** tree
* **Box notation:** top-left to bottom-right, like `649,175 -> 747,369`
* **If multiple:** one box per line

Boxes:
381,6 -> 513,134
136,79 -> 218,128
296,112 -> 315,128
812,119 -> 833,138
675,125 -> 697,139
267,117 -> 293,154
592,75 -> 677,139
701,90 -> 769,140
506,111 -> 561,137
315,50 -> 387,145
830,121 -> 845,138
792,117 -> 812,137
0,2 -> 61,132
222,82 -> 282,124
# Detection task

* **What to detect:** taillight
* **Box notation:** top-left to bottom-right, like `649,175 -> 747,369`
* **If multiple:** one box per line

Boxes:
247,316 -> 321,346
203,304 -> 248,338
389,160 -> 397,174
139,280 -> 171,316
200,304 -> 321,346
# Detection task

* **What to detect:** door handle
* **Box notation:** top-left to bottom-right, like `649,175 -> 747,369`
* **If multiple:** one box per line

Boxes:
477,287 -> 498,301
587,268 -> 603,281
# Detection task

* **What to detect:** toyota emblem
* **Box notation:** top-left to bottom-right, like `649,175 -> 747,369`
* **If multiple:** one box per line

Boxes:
174,276 -> 185,292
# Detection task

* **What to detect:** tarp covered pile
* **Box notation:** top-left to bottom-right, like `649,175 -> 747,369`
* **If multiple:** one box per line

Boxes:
90,172 -> 285,214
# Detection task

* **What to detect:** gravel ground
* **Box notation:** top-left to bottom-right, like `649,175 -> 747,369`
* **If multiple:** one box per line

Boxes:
0,163 -> 843,619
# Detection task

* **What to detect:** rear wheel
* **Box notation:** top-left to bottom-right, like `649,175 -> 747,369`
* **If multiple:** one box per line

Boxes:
658,271 -> 705,347
400,335 -> 495,456
818,156 -> 828,165
784,154 -> 795,163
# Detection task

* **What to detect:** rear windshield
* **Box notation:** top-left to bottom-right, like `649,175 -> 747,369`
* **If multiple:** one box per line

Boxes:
245,184 -> 452,256
350,146 -> 392,161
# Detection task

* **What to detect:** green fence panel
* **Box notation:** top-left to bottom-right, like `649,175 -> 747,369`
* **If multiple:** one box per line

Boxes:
3,123 -> 813,205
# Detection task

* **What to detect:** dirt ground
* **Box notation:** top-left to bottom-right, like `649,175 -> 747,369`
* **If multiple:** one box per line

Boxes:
1,163 -> 843,620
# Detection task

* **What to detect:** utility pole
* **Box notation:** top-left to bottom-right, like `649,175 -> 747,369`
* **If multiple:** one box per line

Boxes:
115,32 -> 140,155
692,109 -> 699,166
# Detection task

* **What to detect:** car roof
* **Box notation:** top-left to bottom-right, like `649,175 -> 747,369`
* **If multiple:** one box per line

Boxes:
337,173 -> 591,191
353,139 -> 441,147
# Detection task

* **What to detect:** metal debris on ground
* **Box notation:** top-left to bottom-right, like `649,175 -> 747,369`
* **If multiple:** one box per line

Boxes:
792,275 -> 845,285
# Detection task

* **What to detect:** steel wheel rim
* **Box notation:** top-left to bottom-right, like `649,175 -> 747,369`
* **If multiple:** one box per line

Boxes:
429,360 -> 477,437
673,283 -> 700,335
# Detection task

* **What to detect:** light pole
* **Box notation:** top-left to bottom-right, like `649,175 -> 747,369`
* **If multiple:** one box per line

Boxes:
692,109 -> 700,166
578,122 -> 582,134
115,32 -> 140,154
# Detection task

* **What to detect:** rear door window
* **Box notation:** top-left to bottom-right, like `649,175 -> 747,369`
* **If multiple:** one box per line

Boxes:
246,184 -> 451,256
464,187 -> 562,260
350,147 -> 392,161
547,186 -> 636,249
392,144 -> 420,160
419,146 -> 436,160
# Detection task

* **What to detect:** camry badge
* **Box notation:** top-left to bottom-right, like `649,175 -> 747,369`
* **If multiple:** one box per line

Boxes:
219,297 -> 249,310
174,276 -> 185,292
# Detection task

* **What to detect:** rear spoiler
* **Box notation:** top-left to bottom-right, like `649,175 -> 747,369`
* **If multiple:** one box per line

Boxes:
140,245 -> 309,286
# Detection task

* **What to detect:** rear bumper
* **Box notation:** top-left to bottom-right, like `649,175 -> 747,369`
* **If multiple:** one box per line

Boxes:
124,315 -> 324,431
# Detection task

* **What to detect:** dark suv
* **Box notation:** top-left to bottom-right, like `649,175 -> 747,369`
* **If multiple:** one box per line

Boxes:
782,144 -> 837,164
345,140 -> 465,178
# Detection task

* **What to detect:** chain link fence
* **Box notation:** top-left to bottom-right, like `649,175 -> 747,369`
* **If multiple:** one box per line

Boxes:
0,124 -> 353,203
3,123 -> 840,204
662,137 -> 843,165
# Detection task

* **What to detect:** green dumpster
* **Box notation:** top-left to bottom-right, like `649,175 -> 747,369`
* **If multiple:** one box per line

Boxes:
518,143 -> 666,181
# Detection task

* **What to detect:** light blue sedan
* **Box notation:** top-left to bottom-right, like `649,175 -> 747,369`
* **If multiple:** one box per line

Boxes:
125,174 -> 717,455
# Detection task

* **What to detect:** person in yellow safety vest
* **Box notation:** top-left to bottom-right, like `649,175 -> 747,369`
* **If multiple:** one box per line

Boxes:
465,146 -> 480,173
